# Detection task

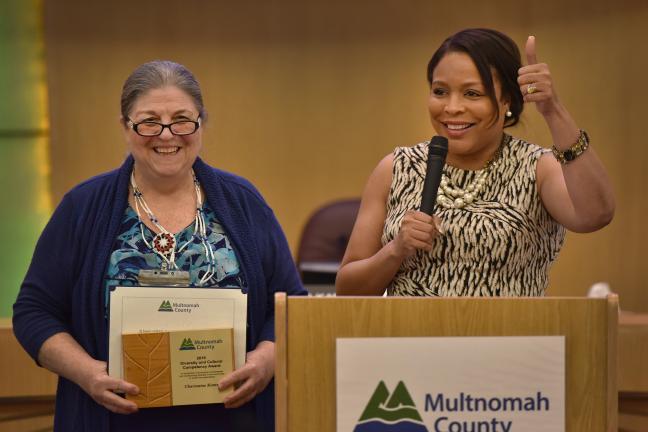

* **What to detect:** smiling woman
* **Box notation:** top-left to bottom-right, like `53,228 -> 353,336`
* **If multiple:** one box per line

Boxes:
124,86 -> 203,187
427,51 -> 512,170
335,28 -> 615,297
12,60 -> 305,432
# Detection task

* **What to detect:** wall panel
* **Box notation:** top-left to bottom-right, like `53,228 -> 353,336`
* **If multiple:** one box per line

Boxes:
44,0 -> 648,310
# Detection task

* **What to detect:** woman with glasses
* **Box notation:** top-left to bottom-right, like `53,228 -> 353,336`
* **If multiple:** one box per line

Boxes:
13,60 -> 304,431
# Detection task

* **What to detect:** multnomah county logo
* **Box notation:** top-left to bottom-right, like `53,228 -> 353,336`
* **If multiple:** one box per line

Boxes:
354,380 -> 428,432
158,300 -> 173,312
179,338 -> 196,350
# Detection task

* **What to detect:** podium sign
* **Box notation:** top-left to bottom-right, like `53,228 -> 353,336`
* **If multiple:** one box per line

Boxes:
337,336 -> 565,432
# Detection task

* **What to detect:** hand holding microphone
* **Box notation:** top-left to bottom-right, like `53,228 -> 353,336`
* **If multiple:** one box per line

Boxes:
393,136 -> 448,258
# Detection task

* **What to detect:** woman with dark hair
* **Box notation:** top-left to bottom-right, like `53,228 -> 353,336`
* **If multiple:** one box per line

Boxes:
336,28 -> 615,297
13,60 -> 305,431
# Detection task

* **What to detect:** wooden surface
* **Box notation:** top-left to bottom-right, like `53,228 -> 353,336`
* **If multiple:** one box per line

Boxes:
0,319 -> 57,398
275,293 -> 288,432
0,413 -> 54,432
0,397 -> 55,422
0,319 -> 56,431
618,312 -> 648,392
275,295 -> 617,432
608,297 -> 619,429
619,412 -> 648,432
123,332 -> 172,408
617,311 -> 648,431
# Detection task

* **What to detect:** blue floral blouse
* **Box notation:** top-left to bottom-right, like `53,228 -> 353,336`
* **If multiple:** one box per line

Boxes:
104,204 -> 241,308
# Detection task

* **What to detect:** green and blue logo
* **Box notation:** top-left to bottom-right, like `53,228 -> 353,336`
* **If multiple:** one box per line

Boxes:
354,381 -> 428,432
179,338 -> 196,350
158,300 -> 173,312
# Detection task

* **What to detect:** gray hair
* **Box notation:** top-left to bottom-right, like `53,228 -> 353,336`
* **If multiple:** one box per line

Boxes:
120,60 -> 206,121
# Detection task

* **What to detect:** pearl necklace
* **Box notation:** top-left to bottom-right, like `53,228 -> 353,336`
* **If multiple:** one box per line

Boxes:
130,171 -> 216,285
436,134 -> 510,209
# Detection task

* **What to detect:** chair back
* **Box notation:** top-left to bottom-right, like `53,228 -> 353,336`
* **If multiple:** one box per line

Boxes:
296,198 -> 360,283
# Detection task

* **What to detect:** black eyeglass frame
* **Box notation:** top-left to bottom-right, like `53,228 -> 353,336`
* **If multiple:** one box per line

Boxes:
126,117 -> 201,137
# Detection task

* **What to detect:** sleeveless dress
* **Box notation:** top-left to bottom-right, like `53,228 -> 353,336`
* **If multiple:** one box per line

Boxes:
382,134 -> 565,297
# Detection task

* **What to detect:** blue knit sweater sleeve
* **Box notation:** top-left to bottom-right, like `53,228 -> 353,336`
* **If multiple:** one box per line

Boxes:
13,193 -> 79,363
256,204 -> 306,342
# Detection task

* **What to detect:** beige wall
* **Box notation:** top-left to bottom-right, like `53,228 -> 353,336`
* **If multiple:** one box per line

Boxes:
45,0 -> 647,311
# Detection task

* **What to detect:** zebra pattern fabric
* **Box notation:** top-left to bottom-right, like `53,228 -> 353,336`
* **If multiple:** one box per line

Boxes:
382,134 -> 565,297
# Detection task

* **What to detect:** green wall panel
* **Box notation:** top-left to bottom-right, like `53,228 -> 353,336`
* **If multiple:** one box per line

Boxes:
0,0 -> 51,317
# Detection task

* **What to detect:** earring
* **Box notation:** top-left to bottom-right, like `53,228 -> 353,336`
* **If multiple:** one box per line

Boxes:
505,110 -> 512,118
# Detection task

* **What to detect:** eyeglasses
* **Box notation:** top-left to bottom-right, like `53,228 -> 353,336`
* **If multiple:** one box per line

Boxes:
127,117 -> 201,137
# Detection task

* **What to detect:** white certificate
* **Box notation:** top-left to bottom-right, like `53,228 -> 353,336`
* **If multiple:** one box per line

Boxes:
108,286 -> 247,380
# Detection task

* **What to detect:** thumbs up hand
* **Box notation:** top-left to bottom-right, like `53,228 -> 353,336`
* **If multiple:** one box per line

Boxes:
518,36 -> 560,117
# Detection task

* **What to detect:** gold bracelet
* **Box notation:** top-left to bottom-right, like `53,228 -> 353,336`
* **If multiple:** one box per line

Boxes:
551,129 -> 590,164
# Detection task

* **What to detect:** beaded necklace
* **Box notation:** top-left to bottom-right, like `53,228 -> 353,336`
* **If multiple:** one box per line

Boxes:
130,171 -> 216,285
436,134 -> 511,209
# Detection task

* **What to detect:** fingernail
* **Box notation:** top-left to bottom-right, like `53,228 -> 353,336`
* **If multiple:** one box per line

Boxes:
434,220 -> 445,235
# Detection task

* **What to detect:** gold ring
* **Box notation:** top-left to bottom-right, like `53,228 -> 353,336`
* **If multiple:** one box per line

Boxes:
527,84 -> 537,94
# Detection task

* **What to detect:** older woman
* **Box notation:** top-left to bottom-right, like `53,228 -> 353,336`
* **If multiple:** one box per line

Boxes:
13,60 -> 304,431
336,28 -> 615,297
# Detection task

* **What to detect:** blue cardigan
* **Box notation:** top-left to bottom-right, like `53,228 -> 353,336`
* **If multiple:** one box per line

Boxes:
13,156 -> 305,431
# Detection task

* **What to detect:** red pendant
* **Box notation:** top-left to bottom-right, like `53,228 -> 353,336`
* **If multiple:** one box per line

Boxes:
153,232 -> 176,255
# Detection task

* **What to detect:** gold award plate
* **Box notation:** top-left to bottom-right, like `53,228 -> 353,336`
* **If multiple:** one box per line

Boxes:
122,328 -> 234,407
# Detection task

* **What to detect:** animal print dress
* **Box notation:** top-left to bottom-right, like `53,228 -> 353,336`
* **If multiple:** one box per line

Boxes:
382,134 -> 565,297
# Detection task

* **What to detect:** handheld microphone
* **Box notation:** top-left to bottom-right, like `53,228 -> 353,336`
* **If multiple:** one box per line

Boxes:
420,136 -> 448,215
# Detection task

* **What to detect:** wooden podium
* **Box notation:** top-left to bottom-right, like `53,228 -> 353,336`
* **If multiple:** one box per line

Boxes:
275,294 -> 618,432
0,318 -> 57,431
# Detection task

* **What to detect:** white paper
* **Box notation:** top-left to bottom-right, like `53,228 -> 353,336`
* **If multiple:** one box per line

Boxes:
108,286 -> 247,379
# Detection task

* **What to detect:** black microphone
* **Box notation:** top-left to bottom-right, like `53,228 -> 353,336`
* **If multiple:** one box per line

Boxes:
420,136 -> 448,215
